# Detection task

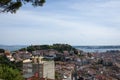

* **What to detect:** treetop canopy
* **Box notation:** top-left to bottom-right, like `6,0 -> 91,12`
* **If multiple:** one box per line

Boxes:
0,0 -> 45,13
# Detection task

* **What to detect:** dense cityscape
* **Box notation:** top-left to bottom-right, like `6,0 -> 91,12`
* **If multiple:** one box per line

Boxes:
1,0 -> 120,80
0,44 -> 120,80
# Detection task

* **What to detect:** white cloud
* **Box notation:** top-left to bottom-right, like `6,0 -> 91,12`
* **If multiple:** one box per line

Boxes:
0,0 -> 120,45
68,0 -> 120,26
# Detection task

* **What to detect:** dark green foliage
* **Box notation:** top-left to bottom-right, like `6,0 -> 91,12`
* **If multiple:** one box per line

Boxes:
0,55 -> 22,71
0,48 -> 5,53
38,45 -> 50,50
0,0 -> 45,13
97,59 -> 103,64
53,44 -> 74,52
24,44 -> 77,53
13,61 -> 23,71
0,55 -> 13,66
0,55 -> 24,80
0,0 -> 11,5
32,0 -> 45,6
0,64 -> 24,80
4,2 -> 22,13
27,45 -> 36,52
19,48 -> 27,51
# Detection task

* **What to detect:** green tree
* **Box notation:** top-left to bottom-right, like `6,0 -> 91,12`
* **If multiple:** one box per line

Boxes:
52,44 -> 76,52
0,0 -> 45,13
0,64 -> 24,80
27,45 -> 36,52
0,48 -> 5,53
0,55 -> 23,71
19,48 -> 27,51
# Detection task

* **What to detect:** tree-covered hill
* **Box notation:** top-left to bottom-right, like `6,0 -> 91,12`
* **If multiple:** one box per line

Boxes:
19,44 -> 77,53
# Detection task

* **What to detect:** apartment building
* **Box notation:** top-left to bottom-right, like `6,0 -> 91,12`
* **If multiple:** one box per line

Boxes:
23,56 -> 55,80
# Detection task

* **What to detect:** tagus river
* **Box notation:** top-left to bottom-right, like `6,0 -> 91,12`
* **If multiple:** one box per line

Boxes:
74,46 -> 120,52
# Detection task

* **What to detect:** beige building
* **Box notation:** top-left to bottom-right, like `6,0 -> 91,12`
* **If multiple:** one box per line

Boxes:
23,56 -> 55,80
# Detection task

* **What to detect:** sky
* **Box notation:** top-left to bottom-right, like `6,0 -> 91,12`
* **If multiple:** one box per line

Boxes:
0,0 -> 120,45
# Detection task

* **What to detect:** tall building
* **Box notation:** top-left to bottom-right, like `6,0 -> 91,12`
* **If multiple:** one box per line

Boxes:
23,59 -> 34,79
23,56 -> 55,80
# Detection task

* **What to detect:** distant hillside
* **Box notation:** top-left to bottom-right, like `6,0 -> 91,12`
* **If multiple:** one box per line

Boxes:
73,46 -> 120,52
1,45 -> 120,52
20,44 -> 76,53
74,46 -> 120,49
0,45 -> 27,51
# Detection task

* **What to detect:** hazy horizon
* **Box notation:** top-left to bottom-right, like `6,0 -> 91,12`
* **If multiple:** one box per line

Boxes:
1,44 -> 120,52
1,43 -> 120,46
0,0 -> 120,45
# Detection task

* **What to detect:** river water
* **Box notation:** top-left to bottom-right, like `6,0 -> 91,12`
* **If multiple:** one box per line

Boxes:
74,46 -> 120,52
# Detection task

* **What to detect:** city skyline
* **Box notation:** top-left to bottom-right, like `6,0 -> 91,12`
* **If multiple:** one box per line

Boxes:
0,0 -> 120,45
